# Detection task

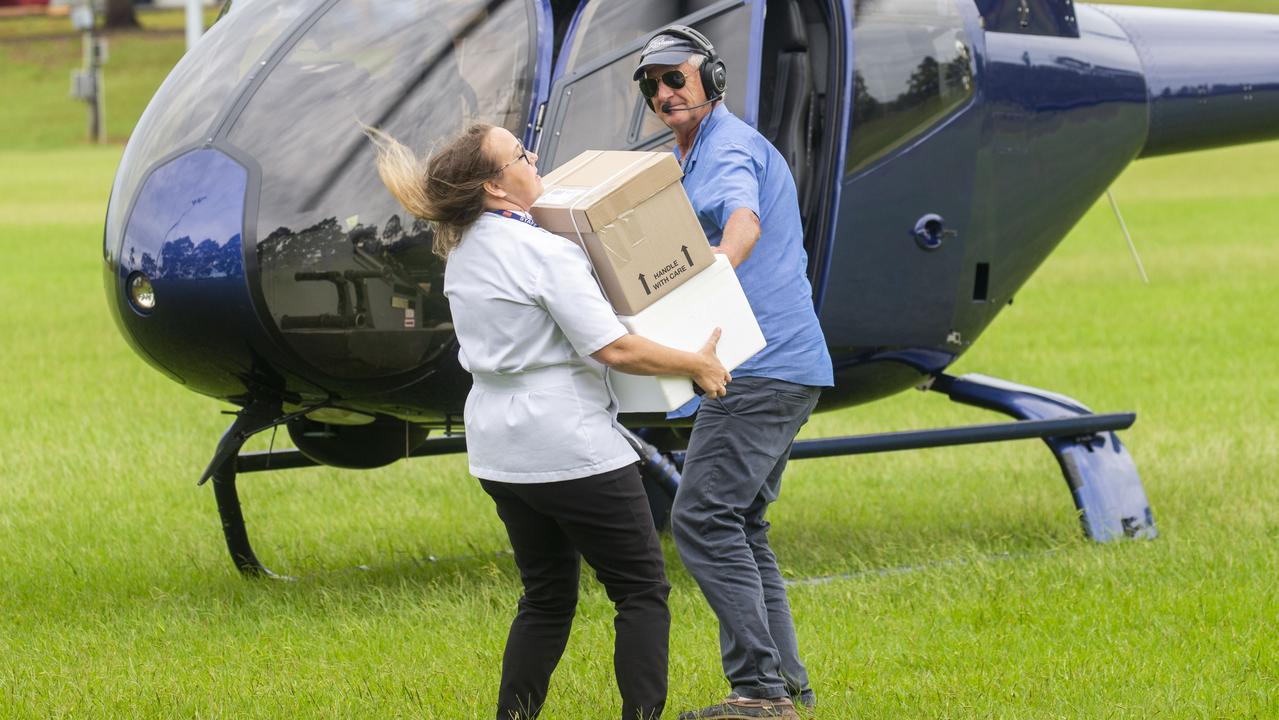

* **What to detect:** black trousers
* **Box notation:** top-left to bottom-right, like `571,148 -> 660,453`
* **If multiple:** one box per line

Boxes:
480,463 -> 670,720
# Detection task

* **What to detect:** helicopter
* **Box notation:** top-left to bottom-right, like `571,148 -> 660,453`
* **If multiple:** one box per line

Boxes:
103,0 -> 1279,576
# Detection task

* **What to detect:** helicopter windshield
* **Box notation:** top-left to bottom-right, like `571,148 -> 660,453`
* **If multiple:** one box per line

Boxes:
226,0 -> 538,235
223,0 -> 543,380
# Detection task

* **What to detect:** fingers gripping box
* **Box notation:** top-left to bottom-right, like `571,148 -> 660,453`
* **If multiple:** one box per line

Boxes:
609,254 -> 767,413
531,150 -> 715,315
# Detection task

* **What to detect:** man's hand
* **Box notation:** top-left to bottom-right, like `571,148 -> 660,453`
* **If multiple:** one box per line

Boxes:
692,328 -> 732,399
715,207 -> 761,268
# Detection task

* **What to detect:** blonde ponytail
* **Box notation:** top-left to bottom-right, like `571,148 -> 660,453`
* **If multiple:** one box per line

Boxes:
362,123 -> 499,259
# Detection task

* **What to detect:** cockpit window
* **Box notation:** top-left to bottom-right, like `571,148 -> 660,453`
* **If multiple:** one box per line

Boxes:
847,0 -> 973,174
542,0 -> 752,168
106,0 -> 546,382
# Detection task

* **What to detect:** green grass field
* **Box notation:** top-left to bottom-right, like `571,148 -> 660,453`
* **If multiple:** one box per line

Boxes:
0,7 -> 220,149
6,142 -> 1277,718
3,2 -> 1278,718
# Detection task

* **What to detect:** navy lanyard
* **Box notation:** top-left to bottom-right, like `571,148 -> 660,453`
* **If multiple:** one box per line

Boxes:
486,209 -> 539,228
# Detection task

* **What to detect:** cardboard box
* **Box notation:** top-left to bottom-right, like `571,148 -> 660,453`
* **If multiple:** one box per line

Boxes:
532,150 -> 715,315
610,254 -> 767,413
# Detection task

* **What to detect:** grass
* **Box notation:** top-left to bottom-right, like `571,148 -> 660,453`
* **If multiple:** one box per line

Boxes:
2,2 -> 1279,718
6,141 -> 1278,718
1097,0 -> 1278,11
0,7 -> 219,149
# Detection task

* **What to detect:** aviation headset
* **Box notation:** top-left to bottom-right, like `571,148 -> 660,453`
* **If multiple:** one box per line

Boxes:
639,25 -> 728,112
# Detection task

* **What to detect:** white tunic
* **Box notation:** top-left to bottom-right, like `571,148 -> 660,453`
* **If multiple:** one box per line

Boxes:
444,212 -> 637,483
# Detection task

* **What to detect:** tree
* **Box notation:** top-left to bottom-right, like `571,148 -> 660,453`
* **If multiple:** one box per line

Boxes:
902,56 -> 941,103
104,0 -> 140,30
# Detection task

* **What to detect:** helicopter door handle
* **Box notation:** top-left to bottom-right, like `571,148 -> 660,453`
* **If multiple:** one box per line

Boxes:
913,214 -> 956,251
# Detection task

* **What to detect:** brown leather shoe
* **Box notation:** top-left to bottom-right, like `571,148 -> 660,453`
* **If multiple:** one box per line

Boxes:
677,696 -> 800,719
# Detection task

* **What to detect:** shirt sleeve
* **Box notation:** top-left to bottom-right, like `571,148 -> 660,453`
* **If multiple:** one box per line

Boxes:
532,234 -> 628,357
698,141 -> 762,230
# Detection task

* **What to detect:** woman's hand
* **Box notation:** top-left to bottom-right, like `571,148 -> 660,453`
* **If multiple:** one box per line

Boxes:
692,328 -> 732,399
592,329 -> 732,397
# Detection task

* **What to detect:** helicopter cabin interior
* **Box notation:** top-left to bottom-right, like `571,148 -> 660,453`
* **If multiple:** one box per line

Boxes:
540,0 -> 840,268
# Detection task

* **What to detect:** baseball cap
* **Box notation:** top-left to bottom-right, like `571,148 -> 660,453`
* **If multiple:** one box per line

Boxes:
632,32 -> 707,80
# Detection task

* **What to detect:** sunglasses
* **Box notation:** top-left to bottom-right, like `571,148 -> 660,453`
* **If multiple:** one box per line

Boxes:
495,145 -> 531,174
638,70 -> 687,99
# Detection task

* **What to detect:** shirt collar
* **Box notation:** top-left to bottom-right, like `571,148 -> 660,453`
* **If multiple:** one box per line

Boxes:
674,103 -> 727,176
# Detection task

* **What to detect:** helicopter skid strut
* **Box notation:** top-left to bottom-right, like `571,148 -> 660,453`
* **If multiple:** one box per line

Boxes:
201,399 -> 289,579
928,372 -> 1156,542
211,465 -> 287,579
203,413 -> 469,577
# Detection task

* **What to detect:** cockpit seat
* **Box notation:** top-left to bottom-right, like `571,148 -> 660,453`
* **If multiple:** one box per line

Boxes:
762,0 -> 814,205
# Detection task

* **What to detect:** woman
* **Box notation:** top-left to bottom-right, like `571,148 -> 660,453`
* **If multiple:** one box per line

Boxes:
367,122 -> 731,720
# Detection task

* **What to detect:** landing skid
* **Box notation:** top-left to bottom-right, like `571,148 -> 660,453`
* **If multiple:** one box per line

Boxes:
211,465 -> 284,578
660,372 -> 1156,543
200,373 -> 1153,576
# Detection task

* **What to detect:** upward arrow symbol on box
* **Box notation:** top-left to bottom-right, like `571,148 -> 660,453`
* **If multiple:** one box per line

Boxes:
638,274 -> 650,295
682,245 -> 693,266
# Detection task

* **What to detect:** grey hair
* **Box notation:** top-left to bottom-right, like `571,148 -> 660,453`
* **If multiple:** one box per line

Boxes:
685,54 -> 722,100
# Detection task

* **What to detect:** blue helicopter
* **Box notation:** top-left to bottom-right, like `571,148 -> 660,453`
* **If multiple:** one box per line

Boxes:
103,0 -> 1279,576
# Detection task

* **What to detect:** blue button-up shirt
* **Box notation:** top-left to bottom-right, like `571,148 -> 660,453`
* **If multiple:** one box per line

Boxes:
676,104 -> 833,388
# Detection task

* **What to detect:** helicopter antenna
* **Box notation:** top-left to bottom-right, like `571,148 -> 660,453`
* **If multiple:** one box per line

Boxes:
1106,189 -> 1149,284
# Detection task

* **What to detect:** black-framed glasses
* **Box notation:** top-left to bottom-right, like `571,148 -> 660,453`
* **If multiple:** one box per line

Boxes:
638,70 -> 687,99
495,145 -> 531,174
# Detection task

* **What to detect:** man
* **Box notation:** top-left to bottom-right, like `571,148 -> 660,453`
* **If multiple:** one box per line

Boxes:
633,25 -> 834,720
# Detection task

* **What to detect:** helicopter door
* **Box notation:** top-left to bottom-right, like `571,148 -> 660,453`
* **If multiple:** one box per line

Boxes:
818,0 -> 978,350
535,0 -> 761,170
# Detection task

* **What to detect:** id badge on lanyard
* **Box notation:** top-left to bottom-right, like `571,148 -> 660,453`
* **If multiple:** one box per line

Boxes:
486,209 -> 540,228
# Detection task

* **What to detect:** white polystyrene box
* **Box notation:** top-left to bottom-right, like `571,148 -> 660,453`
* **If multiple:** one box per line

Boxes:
610,254 -> 766,413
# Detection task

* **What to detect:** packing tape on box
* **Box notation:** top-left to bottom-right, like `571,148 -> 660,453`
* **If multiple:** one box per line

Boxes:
565,153 -> 653,303
602,211 -> 639,265
564,154 -> 651,254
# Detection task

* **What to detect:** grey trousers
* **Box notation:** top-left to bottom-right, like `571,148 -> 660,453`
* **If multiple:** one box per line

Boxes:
671,376 -> 820,701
